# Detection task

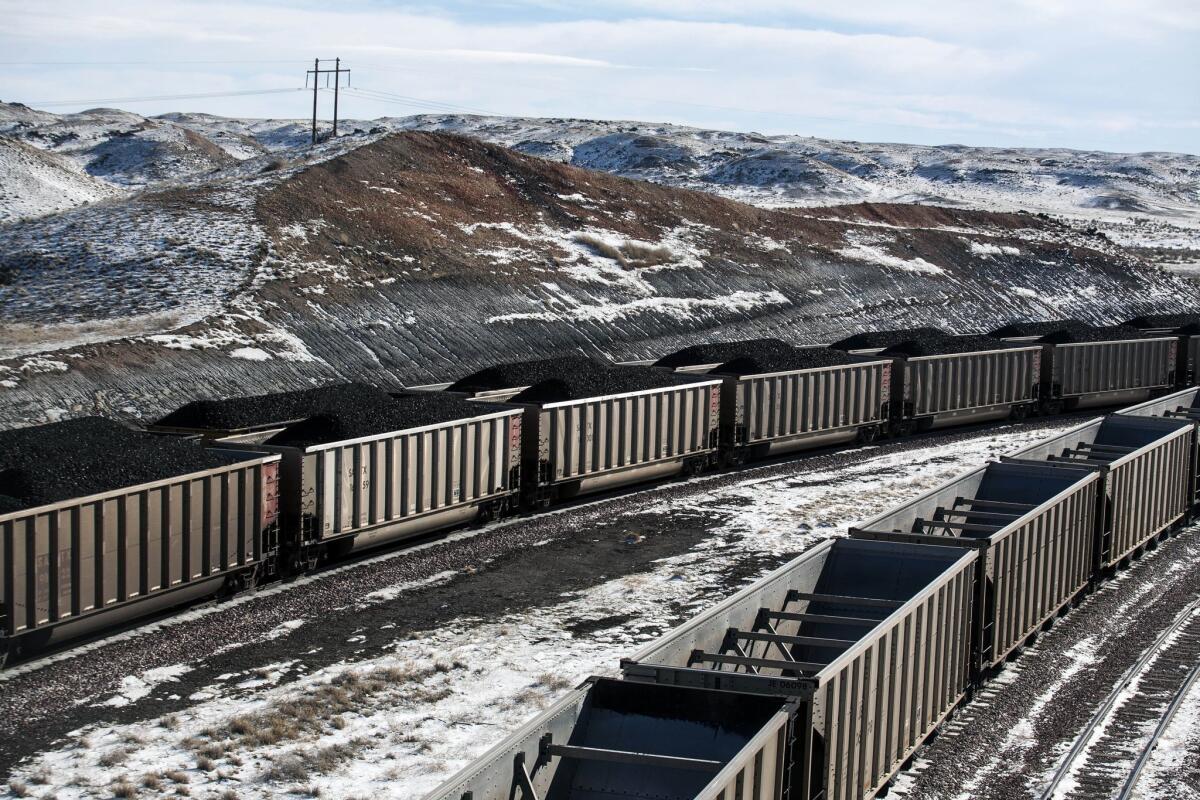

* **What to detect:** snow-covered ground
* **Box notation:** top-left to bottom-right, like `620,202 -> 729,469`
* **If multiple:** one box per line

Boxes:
1,421 -> 1072,799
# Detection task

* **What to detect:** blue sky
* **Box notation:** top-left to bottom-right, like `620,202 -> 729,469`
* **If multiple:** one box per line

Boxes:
2,0 -> 1197,154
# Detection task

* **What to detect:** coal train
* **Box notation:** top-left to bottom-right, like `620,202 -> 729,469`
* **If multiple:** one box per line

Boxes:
0,316 -> 1195,667
425,360 -> 1200,800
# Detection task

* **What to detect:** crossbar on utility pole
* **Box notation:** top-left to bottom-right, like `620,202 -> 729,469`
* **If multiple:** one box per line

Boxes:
305,58 -> 351,145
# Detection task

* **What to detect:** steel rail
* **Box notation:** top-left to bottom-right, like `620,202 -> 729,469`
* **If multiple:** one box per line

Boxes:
1117,659 -> 1200,799
1039,598 -> 1200,799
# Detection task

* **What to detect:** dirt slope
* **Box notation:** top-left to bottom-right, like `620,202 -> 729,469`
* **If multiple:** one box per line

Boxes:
0,131 -> 1195,428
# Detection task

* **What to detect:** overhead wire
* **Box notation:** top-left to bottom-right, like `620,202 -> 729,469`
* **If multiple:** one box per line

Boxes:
26,87 -> 307,108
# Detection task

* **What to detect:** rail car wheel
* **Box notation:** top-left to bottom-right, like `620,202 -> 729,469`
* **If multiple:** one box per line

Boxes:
857,425 -> 879,444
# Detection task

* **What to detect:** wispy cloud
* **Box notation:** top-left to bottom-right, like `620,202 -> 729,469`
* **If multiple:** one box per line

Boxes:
0,0 -> 1195,153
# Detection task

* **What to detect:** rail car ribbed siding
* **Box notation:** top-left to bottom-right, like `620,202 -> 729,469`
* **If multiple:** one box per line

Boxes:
1009,415 -> 1193,567
424,678 -> 792,800
0,456 -> 279,639
852,464 -> 1100,670
737,361 -> 888,444
904,347 -> 1040,417
541,382 -> 719,481
296,410 -> 521,539
812,560 -> 975,800
1103,426 -> 1191,562
1052,338 -> 1176,398
1118,387 -> 1200,505
618,539 -> 976,800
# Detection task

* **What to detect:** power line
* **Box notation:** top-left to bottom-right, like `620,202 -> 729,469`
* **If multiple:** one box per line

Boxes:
0,59 -> 311,66
26,87 -> 305,108
340,86 -> 493,116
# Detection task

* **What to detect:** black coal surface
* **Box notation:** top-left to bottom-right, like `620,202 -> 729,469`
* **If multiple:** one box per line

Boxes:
654,338 -> 798,369
715,347 -> 868,375
0,417 -> 246,513
265,394 -> 514,448
990,320 -> 1147,343
883,333 -> 1034,357
1125,313 -> 1200,333
829,328 -> 947,351
155,383 -> 400,432
447,355 -> 604,393
508,364 -> 713,404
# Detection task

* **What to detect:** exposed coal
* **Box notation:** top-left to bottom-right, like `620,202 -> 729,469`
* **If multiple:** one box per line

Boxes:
1125,313 -> 1200,334
453,359 -> 715,404
447,355 -> 605,393
715,347 -> 870,375
829,328 -> 946,351
265,394 -> 514,448
882,333 -> 1035,357
154,383 -> 403,432
654,339 -> 798,369
0,417 -> 246,512
990,320 -> 1148,343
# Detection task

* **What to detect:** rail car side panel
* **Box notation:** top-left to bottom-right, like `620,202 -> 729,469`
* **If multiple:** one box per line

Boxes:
1050,338 -> 1176,404
904,347 -> 1040,421
0,457 -> 278,646
537,382 -> 719,493
735,361 -> 888,452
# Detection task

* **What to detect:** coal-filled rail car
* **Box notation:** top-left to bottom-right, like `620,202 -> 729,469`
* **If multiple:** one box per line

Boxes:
152,384 -> 522,569
989,321 -> 1176,411
619,538 -> 977,800
0,418 -> 280,665
653,339 -> 891,462
851,461 -> 1099,672
1118,386 -> 1200,506
442,356 -> 721,507
424,677 -> 794,800
1125,313 -> 1200,387
831,328 -> 1041,432
1005,414 -> 1193,569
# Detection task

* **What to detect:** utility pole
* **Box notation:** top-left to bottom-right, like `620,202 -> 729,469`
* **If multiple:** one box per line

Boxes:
305,58 -> 350,145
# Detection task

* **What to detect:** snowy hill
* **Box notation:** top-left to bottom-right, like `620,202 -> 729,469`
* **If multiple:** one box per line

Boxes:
0,136 -> 124,222
1,130 -> 1196,428
2,104 -> 1197,267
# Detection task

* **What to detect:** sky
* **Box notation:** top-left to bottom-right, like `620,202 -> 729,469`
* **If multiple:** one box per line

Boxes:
1,0 -> 1197,154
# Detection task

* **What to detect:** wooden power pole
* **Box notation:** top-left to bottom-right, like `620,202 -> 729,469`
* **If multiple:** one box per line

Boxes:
305,58 -> 351,145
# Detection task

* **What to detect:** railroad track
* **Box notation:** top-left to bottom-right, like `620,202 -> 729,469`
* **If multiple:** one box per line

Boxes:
1040,597 -> 1200,800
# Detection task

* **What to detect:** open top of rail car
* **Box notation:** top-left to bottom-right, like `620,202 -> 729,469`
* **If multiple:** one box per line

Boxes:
988,320 -> 1151,343
852,460 -> 1098,545
1005,413 -> 1193,470
424,677 -> 791,800
0,416 -> 264,514
656,339 -> 870,376
1119,386 -> 1200,422
150,383 -> 513,446
1124,313 -> 1200,334
449,356 -> 717,404
619,537 -> 976,697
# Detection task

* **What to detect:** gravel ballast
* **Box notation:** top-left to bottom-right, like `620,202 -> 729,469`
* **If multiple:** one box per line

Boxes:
0,417 -> 247,512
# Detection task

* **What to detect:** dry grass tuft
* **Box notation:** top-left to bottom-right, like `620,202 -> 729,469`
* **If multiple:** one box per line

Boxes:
98,748 -> 130,768
573,233 -> 674,269
536,672 -> 573,691
141,773 -> 161,791
8,780 -> 30,798
163,771 -> 189,785
111,781 -> 138,799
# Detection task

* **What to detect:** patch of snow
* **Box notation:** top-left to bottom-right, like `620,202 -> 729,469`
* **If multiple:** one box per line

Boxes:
229,347 -> 272,361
